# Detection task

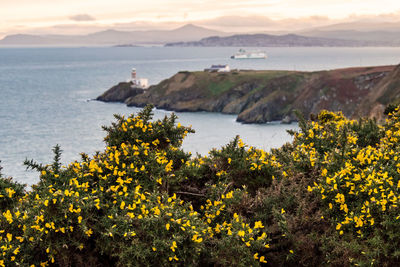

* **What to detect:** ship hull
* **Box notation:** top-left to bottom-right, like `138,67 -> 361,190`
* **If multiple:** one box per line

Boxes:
231,51 -> 267,59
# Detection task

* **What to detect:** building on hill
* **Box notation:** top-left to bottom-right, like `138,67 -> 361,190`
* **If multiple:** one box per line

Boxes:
204,65 -> 230,73
131,68 -> 149,89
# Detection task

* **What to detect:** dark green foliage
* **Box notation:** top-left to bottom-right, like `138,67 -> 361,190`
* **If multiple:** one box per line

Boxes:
384,103 -> 398,116
351,118 -> 383,147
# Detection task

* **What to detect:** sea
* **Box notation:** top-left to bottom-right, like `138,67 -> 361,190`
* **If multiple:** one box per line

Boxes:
1,46 -> 400,185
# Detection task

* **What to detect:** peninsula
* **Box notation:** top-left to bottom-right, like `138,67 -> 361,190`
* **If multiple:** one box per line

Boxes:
97,64 -> 400,123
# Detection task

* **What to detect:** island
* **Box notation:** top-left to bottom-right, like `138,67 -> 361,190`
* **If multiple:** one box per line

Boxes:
97,64 -> 400,123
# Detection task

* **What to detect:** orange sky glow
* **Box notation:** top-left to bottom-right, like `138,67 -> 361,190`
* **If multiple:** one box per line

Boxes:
1,0 -> 400,36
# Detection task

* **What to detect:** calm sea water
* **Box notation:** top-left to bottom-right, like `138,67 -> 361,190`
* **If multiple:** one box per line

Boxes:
1,46 -> 400,184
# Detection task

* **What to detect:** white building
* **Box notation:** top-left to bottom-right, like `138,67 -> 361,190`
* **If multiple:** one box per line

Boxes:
204,65 -> 231,73
131,68 -> 149,89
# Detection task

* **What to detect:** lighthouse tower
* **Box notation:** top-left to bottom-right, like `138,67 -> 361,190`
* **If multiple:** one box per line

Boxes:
131,68 -> 137,80
130,68 -> 149,89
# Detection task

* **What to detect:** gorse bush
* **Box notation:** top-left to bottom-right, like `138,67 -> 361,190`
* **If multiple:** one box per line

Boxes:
281,108 -> 400,266
2,104 -> 400,266
0,106 -> 269,267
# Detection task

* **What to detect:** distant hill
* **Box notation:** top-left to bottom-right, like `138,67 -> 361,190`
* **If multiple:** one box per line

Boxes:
305,20 -> 400,32
165,33 -> 383,47
0,24 -> 226,46
301,30 -> 400,45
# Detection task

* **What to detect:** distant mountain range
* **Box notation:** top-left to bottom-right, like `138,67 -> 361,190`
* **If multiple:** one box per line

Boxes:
0,24 -> 226,46
2,21 -> 400,47
301,30 -> 400,44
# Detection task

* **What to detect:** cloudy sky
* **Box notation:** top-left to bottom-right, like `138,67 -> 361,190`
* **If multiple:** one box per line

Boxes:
1,0 -> 400,37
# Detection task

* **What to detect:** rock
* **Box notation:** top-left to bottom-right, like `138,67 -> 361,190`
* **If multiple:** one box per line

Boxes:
96,82 -> 144,103
281,115 -> 292,124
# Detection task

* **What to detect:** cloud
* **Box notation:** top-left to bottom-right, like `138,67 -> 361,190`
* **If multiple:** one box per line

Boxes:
201,16 -> 277,27
69,14 -> 96,22
346,10 -> 400,21
194,15 -> 334,33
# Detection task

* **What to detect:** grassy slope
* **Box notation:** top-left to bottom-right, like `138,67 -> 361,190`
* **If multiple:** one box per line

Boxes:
150,70 -> 295,96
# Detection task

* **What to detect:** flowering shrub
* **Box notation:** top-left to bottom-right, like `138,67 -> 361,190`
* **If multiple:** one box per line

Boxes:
0,106 -> 270,266
3,105 -> 400,266
285,108 -> 400,265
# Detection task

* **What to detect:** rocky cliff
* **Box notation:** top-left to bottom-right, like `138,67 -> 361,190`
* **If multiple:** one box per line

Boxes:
97,66 -> 397,123
96,82 -> 145,102
356,64 -> 400,122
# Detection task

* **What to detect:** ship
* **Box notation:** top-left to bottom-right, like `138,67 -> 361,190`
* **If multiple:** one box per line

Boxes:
231,49 -> 267,59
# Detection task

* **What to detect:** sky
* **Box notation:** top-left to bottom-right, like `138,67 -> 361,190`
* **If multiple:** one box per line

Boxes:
1,0 -> 400,37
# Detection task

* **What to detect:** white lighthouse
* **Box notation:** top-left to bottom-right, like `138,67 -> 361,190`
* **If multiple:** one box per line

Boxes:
131,68 -> 137,80
131,68 -> 149,89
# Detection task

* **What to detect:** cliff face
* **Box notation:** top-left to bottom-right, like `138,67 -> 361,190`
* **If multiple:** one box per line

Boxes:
356,64 -> 400,122
98,66 -> 397,123
287,66 -> 392,122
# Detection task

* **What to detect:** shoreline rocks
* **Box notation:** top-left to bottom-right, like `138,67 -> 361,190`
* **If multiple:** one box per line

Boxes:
96,82 -> 145,103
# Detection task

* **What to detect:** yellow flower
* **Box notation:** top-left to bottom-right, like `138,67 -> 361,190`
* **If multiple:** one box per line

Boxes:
254,221 -> 264,229
170,241 -> 177,252
259,256 -> 267,263
85,229 -> 93,237
13,247 -> 20,255
5,188 -> 15,198
3,210 -> 13,224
